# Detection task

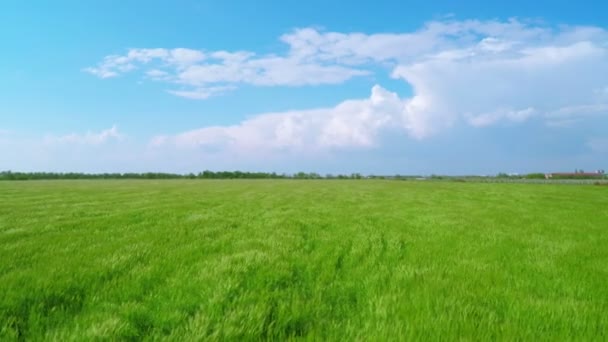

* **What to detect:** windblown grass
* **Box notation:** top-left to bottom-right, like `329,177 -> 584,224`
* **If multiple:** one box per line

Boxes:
1,180 -> 607,340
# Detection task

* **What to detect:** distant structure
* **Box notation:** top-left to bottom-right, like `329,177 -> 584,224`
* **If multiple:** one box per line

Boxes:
545,169 -> 605,179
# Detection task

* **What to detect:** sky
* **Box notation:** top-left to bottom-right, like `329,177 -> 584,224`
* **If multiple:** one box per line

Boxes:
1,0 -> 607,175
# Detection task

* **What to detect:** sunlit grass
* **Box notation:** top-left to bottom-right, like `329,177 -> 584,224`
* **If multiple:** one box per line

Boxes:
1,180 -> 607,340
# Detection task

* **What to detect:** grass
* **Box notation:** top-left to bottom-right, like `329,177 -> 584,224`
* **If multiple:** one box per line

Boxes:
0,180 -> 607,340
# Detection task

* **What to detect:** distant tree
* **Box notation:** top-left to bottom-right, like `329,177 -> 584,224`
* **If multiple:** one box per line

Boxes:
0,170 -> 410,181
525,173 -> 546,179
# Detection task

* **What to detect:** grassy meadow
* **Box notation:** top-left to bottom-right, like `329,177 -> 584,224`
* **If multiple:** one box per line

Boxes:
0,180 -> 607,340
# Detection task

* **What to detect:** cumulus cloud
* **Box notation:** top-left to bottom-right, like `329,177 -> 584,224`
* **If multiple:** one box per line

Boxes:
390,38 -> 608,134
152,85 -> 405,151
45,125 -> 124,145
89,19 -> 608,147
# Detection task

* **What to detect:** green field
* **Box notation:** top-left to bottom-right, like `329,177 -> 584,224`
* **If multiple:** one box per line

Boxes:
1,180 -> 607,340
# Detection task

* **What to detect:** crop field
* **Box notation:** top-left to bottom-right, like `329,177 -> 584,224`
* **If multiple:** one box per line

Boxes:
1,180 -> 607,340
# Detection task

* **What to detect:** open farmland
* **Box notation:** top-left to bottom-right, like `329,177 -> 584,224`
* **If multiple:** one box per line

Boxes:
1,180 -> 607,340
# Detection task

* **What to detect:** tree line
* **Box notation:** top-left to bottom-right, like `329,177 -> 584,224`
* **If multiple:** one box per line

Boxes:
497,172 -> 607,180
2,170 -> 605,181
0,171 -> 371,181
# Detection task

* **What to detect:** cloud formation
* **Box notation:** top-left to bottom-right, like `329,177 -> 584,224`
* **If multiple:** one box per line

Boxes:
45,125 -> 124,145
152,85 -> 403,152
85,47 -> 369,98
88,19 -> 608,148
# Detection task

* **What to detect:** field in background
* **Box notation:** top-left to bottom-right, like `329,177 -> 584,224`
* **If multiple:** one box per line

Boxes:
1,180 -> 607,340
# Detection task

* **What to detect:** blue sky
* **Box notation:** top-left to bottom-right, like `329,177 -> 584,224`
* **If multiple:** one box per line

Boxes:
1,0 -> 607,174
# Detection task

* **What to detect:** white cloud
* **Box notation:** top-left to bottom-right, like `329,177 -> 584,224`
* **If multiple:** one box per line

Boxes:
88,19 -> 608,145
45,125 -> 124,145
152,85 -> 406,151
145,69 -> 170,80
83,67 -> 119,79
390,37 -> 608,133
86,46 -> 369,94
467,108 -> 536,127
168,48 -> 206,66
278,19 -> 560,64
167,86 -> 236,99
170,54 -> 370,87
545,104 -> 608,126
548,104 -> 608,118
84,48 -> 202,79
